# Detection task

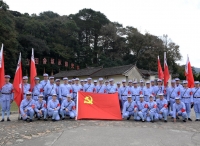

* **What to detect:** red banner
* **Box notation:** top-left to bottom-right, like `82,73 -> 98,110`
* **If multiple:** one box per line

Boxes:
76,91 -> 122,120
43,58 -> 47,64
51,58 -> 54,64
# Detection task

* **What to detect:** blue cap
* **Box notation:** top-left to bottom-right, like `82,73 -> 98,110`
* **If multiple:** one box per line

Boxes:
117,82 -> 120,84
194,81 -> 199,84
183,80 -> 188,84
127,94 -> 132,98
157,79 -> 162,82
171,80 -> 175,83
75,78 -> 79,81
26,91 -> 32,95
49,76 -> 54,79
55,79 -> 60,82
23,76 -> 28,80
122,80 -> 126,83
94,80 -> 97,83
87,77 -> 92,80
68,80 -> 72,82
140,94 -> 144,98
175,97 -> 180,100
99,78 -> 103,81
159,93 -> 164,96
52,93 -> 57,96
5,75 -> 10,78
109,79 -> 114,82
43,73 -> 48,77
39,94 -> 44,97
63,77 -> 68,80
34,77 -> 40,80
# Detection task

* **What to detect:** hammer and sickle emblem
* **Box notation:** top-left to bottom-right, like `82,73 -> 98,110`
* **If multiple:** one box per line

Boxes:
84,96 -> 93,104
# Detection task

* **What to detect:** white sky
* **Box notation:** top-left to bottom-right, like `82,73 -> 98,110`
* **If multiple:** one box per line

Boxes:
5,0 -> 200,67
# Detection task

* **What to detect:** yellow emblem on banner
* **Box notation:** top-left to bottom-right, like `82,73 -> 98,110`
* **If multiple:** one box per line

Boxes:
84,96 -> 93,104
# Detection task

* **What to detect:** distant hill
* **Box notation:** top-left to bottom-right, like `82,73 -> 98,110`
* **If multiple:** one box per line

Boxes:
194,67 -> 200,73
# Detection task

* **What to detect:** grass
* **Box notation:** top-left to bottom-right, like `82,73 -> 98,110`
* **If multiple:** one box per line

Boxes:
0,101 -> 19,112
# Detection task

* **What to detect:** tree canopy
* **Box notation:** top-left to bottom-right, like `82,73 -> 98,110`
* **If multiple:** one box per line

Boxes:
0,0 -> 185,78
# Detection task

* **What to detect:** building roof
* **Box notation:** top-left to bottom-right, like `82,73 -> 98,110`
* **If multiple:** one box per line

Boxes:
53,64 -> 167,78
138,69 -> 157,76
53,67 -> 102,78
91,64 -> 135,77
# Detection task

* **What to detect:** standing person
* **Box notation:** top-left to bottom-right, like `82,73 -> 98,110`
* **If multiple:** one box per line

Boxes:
0,75 -> 13,122
32,77 -> 43,101
175,78 -> 183,89
71,78 -> 82,104
156,93 -> 168,122
55,79 -> 61,102
80,80 -> 84,89
47,93 -> 60,122
60,94 -> 76,120
116,82 -> 121,91
132,81 -> 140,102
22,76 -> 30,99
44,77 -> 56,102
96,78 -> 106,93
167,80 -> 180,114
20,91 -> 35,122
146,95 -> 158,123
107,79 -> 117,94
122,95 -> 137,120
135,94 -> 148,122
172,97 -> 187,122
180,80 -> 193,121
192,81 -> 200,121
120,80 -> 129,108
93,80 -> 98,93
71,79 -> 75,85
138,79 -> 145,95
105,80 -> 109,87
150,80 -> 156,94
40,73 -> 50,95
59,77 -> 72,103
143,81 -> 154,102
34,94 -> 47,121
83,79 -> 87,85
154,79 -> 164,99
83,78 -> 95,92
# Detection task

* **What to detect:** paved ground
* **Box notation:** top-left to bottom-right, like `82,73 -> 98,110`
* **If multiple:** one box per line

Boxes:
0,112 -> 200,146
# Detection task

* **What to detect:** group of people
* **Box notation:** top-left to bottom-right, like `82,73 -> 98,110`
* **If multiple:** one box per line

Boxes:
0,73 -> 200,123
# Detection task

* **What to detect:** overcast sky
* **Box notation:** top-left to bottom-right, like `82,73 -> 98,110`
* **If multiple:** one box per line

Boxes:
4,0 -> 200,67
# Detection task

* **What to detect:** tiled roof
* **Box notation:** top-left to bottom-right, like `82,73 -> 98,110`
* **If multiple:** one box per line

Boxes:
91,64 -> 135,77
53,67 -> 102,78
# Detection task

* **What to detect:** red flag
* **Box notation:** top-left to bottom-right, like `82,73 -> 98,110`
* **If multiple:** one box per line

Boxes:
77,91 -> 122,120
164,52 -> 170,87
30,48 -> 37,91
185,55 -> 194,88
0,44 -> 5,89
13,53 -> 23,107
158,56 -> 164,79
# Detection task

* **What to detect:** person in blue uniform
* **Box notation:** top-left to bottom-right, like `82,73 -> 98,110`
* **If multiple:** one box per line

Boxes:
156,93 -> 168,122
60,94 -> 76,120
20,91 -> 35,122
40,73 -> 50,95
32,77 -> 43,101
35,94 -> 47,121
47,93 -> 60,121
122,94 -> 137,120
192,81 -> 200,121
71,78 -> 82,104
59,77 -> 72,103
22,76 -> 30,99
180,80 -> 193,121
172,97 -> 187,122
83,78 -> 95,93
0,75 -> 13,122
44,77 -> 56,102
135,94 -> 148,122
146,94 -> 158,123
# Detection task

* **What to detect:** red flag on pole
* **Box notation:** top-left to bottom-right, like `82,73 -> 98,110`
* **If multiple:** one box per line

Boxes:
76,91 -> 122,120
30,48 -> 37,91
0,44 -> 5,89
158,56 -> 164,79
164,52 -> 170,87
185,55 -> 194,88
13,53 -> 23,107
